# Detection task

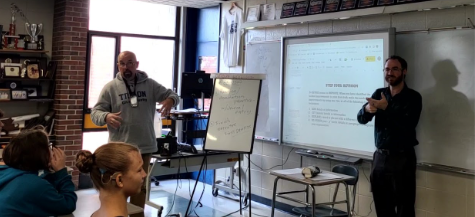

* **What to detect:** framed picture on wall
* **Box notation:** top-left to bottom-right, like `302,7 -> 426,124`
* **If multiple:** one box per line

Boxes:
281,2 -> 296,18
11,89 -> 28,100
377,0 -> 396,6
23,86 -> 42,98
307,0 -> 325,15
358,0 -> 377,8
340,0 -> 358,10
246,5 -> 261,22
0,89 -> 10,101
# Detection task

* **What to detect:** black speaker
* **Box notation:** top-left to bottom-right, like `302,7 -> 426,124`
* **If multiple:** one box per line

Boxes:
157,136 -> 178,156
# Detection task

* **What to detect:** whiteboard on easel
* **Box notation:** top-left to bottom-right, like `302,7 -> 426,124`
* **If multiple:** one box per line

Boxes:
204,73 -> 265,153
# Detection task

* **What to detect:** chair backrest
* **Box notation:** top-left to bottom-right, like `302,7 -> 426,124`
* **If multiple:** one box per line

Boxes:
332,164 -> 359,186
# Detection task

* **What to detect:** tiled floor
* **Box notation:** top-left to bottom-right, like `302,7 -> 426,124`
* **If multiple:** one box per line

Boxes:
68,179 -> 296,217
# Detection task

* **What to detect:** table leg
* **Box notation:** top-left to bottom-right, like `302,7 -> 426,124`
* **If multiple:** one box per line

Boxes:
271,177 -> 280,217
310,185 -> 316,217
305,185 -> 309,204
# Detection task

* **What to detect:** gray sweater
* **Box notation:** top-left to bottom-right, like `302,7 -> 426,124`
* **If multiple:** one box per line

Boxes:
91,71 -> 179,154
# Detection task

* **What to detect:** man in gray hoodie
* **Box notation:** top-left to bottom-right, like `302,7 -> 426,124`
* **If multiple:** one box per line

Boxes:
91,51 -> 179,216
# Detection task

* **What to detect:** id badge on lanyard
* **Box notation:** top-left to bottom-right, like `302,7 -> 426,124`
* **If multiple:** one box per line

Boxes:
130,95 -> 138,107
125,77 -> 138,108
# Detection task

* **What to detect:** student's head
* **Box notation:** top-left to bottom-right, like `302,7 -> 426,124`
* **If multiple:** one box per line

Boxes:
384,55 -> 407,86
117,51 -> 139,80
2,127 -> 51,172
76,143 -> 146,196
0,109 -> 4,134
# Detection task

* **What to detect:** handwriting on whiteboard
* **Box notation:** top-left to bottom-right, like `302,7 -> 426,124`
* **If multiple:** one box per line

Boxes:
208,79 -> 257,137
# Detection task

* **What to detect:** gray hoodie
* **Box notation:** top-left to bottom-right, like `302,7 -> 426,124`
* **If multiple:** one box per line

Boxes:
91,70 -> 179,154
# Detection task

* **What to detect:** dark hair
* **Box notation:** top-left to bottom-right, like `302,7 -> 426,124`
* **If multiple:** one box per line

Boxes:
3,127 -> 51,171
76,142 -> 140,190
0,109 -> 4,118
386,55 -> 408,71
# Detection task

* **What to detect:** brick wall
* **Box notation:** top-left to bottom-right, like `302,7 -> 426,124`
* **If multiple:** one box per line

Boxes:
52,0 -> 89,186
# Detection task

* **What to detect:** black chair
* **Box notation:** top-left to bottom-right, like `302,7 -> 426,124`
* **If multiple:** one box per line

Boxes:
292,164 -> 359,217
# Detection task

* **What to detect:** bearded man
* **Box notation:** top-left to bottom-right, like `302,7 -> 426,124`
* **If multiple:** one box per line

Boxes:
357,55 -> 422,217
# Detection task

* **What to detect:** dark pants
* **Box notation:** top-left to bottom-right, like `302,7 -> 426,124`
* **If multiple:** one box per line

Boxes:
370,148 -> 417,217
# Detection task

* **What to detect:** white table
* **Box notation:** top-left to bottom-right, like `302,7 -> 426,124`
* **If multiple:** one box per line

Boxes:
145,151 -> 240,216
269,168 -> 355,217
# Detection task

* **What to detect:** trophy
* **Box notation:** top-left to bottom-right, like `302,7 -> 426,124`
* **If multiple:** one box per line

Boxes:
9,6 -> 16,35
25,23 -> 42,43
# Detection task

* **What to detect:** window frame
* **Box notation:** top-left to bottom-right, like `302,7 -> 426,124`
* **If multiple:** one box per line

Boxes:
83,7 -> 181,132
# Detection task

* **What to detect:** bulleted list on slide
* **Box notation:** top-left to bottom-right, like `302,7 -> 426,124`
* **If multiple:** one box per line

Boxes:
283,39 -> 384,153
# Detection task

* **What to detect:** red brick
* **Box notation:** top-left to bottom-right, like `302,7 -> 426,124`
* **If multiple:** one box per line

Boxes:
68,115 -> 83,120
56,130 -> 76,136
58,71 -> 78,76
72,27 -> 88,33
56,125 -> 67,131
68,85 -> 84,90
55,141 -> 70,146
67,1 -> 82,8
56,99 -> 76,105
69,95 -> 83,100
65,143 -> 82,148
55,135 -> 67,141
54,104 -> 68,110
63,61 -> 80,65
70,75 -> 85,80
70,56 -> 86,61
68,105 -> 83,109
57,110 -> 76,115
59,80 -> 79,85
56,90 -> 77,95
67,125 -> 82,130
73,7 -> 88,13
55,120 -> 75,125
71,46 -> 87,52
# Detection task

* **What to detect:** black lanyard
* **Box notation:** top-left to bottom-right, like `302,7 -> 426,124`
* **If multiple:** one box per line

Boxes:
123,76 -> 137,97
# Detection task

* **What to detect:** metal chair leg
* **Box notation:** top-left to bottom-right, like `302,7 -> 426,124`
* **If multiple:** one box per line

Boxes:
344,183 -> 351,217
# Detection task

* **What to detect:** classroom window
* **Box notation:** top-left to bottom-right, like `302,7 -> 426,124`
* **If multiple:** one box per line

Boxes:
82,131 -> 109,153
89,0 -> 176,37
87,36 -> 117,108
120,37 -> 174,90
84,0 -> 180,155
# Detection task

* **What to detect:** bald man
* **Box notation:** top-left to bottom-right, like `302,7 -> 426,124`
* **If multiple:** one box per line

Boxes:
91,51 -> 179,215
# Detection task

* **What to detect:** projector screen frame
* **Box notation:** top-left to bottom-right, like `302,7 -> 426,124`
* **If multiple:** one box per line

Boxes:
278,28 -> 396,160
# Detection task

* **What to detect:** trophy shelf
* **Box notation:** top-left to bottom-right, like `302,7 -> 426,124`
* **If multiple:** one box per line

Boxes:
0,50 -> 49,54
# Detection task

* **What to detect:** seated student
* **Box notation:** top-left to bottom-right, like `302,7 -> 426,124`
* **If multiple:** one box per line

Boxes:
76,142 -> 147,217
0,127 -> 77,216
